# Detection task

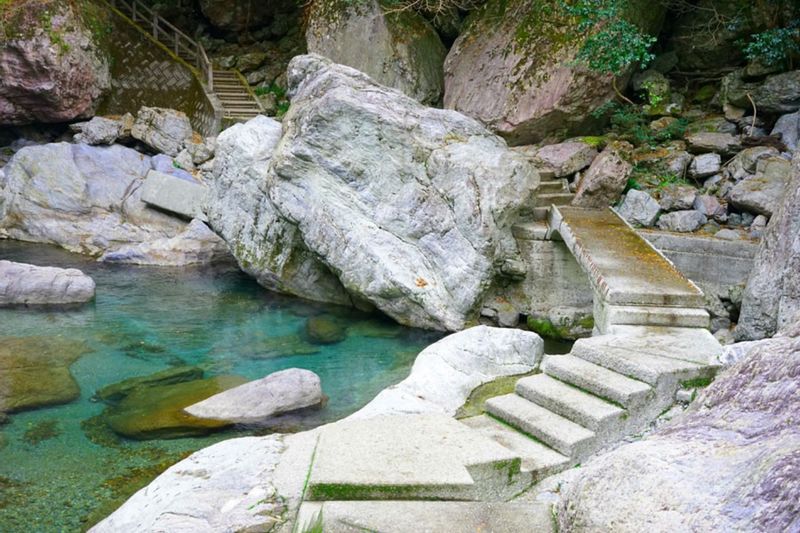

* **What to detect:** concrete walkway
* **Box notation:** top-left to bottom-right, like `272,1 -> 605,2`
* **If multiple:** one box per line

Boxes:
547,206 -> 709,333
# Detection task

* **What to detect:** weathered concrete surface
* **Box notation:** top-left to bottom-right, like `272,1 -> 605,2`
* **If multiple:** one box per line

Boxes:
307,415 -> 524,501
351,326 -> 542,419
737,150 -> 800,340
0,260 -> 95,305
548,207 -> 705,308
295,501 -> 553,533
639,230 -> 757,288
557,326 -> 800,532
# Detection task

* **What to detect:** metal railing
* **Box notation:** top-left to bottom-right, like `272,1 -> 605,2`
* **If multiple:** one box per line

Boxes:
109,0 -> 214,91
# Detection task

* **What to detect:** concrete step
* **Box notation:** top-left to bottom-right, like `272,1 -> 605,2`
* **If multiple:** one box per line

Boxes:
596,302 -> 710,331
537,180 -> 568,193
296,500 -> 554,533
512,221 -> 549,241
515,374 -> 625,432
306,415 -> 525,501
485,394 -> 595,458
533,206 -> 550,221
542,355 -> 653,409
571,339 -> 713,386
460,414 -> 569,479
535,192 -> 574,207
595,325 -> 723,365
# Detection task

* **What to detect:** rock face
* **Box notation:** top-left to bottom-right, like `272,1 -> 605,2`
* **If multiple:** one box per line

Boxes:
199,0 -> 295,31
351,326 -> 543,418
558,325 -> 800,532
207,115 -> 352,307
0,260 -> 95,305
131,107 -> 193,156
572,142 -> 633,208
722,69 -> 800,114
616,189 -> 660,227
0,0 -> 111,124
305,0 -> 446,104
520,141 -> 597,178
737,151 -> 800,340
443,0 -> 664,144
772,111 -> 800,152
98,219 -> 231,266
728,157 -> 792,217
0,143 -> 186,256
207,55 -> 539,331
185,368 -> 324,425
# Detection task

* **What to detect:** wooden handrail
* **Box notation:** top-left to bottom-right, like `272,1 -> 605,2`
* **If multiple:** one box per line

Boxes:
109,0 -> 213,91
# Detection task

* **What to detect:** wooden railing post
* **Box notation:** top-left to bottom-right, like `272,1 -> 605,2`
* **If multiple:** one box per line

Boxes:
152,13 -> 158,38
131,0 -> 137,21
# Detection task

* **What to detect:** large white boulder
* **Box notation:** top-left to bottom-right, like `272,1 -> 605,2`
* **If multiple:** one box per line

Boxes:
185,368 -> 325,425
207,55 -> 539,330
350,326 -> 543,418
0,143 -> 185,255
0,260 -> 95,305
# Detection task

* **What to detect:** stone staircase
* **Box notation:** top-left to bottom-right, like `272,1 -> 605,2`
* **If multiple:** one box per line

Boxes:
295,326 -> 721,530
107,0 -> 263,124
533,172 -> 574,221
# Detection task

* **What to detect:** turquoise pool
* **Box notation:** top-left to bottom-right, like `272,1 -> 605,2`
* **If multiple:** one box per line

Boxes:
0,241 -> 441,531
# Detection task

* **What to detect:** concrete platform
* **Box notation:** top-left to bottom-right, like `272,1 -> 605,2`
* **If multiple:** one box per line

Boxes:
296,500 -> 554,533
548,207 -> 705,308
306,415 -> 524,502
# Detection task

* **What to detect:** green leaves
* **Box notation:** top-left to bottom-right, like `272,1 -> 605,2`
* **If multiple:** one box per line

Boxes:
743,24 -> 800,67
561,0 -> 656,75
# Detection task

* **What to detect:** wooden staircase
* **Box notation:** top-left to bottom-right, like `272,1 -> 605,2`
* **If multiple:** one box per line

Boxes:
107,0 -> 264,124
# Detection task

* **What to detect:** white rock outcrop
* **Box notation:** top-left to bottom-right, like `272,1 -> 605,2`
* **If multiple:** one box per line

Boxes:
0,260 -> 95,305
185,368 -> 325,425
207,55 -> 539,331
350,326 -> 543,418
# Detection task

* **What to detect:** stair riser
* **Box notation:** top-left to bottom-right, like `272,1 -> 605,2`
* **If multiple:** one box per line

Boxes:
485,402 -> 593,458
594,302 -> 710,333
542,359 -> 653,410
534,195 -> 574,208
515,381 -> 624,432
537,181 -> 568,193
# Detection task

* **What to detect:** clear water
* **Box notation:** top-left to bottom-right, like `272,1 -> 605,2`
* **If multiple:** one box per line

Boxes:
0,241 -> 442,532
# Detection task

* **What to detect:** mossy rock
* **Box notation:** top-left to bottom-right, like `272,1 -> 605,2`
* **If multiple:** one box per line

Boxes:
94,366 -> 205,404
105,375 -> 248,440
0,336 -> 90,414
22,419 -> 61,445
305,315 -> 348,345
347,319 -> 403,339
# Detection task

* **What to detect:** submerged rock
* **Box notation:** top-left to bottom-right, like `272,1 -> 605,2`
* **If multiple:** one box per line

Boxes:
305,0 -> 446,104
558,324 -> 800,532
0,143 -> 186,255
105,375 -> 248,440
737,151 -> 800,340
0,260 -> 95,305
94,366 -> 205,404
304,315 -> 347,345
0,0 -> 111,125
0,337 -> 90,414
208,55 -> 539,331
185,368 -> 325,425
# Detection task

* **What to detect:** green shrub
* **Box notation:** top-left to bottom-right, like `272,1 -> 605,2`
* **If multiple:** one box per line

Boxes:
743,24 -> 800,67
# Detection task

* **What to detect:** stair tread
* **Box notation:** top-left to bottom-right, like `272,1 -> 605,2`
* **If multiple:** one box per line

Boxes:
460,415 -> 569,475
515,374 -> 624,430
543,355 -> 652,408
572,340 -> 707,385
485,394 -> 594,457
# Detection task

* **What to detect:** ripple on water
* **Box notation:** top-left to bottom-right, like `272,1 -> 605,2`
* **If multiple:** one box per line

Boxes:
0,240 -> 440,531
